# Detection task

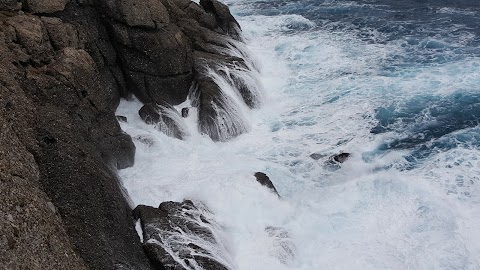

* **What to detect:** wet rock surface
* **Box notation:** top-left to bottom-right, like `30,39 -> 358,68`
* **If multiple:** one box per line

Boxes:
0,0 -> 254,269
254,172 -> 280,197
139,102 -> 187,140
134,200 -> 231,270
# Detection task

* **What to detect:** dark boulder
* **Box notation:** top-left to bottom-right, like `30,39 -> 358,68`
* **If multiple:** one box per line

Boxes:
139,102 -> 187,140
254,172 -> 279,197
0,0 -> 21,11
182,107 -> 190,118
199,0 -> 242,40
196,77 -> 249,141
185,2 -> 217,30
109,22 -> 194,105
134,200 -> 231,270
193,50 -> 260,141
331,153 -> 351,163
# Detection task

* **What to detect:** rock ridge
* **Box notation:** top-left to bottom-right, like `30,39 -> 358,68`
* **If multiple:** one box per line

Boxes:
1,0 -> 258,269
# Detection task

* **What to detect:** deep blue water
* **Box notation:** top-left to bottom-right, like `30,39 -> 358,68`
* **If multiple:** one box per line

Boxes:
233,0 -> 480,168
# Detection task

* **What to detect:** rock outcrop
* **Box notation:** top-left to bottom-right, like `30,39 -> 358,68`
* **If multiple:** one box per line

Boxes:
0,8 -> 151,268
134,200 -> 231,270
254,172 -> 280,197
139,102 -> 188,140
1,0 -> 256,268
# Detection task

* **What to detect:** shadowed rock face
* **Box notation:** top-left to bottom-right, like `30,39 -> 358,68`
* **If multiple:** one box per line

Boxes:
134,200 -> 230,270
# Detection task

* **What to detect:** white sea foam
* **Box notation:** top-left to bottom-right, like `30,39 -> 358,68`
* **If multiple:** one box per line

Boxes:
117,2 -> 480,269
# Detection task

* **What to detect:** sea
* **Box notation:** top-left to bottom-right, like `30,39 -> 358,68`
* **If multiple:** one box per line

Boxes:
116,0 -> 480,269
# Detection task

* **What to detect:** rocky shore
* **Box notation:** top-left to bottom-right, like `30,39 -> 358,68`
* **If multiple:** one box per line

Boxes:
0,0 -> 260,269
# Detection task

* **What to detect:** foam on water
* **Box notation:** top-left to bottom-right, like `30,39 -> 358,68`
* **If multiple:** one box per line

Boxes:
117,0 -> 480,269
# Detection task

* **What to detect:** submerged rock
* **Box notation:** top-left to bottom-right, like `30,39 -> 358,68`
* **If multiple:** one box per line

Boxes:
254,172 -> 280,197
139,102 -> 188,140
134,200 -> 231,270
116,115 -> 127,122
182,107 -> 190,118
309,152 -> 327,160
331,153 -> 351,163
265,226 -> 296,265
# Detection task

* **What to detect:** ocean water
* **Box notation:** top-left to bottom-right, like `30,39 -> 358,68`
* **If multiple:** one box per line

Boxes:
117,0 -> 480,269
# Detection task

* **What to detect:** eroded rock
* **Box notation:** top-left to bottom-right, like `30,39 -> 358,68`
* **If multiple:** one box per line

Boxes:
134,200 -> 231,270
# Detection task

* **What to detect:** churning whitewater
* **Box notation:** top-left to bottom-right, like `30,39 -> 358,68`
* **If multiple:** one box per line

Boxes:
117,0 -> 480,269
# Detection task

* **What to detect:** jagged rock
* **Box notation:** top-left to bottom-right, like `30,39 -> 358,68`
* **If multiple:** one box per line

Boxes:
330,153 -> 351,163
134,200 -> 230,270
24,0 -> 68,14
200,0 -> 241,40
0,0 -> 252,269
182,107 -> 189,118
193,50 -> 259,141
110,22 -> 193,105
254,172 -> 279,196
0,12 -> 151,267
5,15 -> 54,64
139,102 -> 187,140
185,2 -> 217,30
177,18 -> 232,54
101,0 -> 170,28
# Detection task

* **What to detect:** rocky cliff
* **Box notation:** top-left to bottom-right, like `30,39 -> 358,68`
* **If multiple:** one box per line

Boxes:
0,0 -> 256,269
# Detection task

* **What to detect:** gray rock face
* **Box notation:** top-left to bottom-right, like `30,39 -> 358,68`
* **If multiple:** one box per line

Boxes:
134,200 -> 231,270
139,102 -> 188,140
331,152 -> 351,163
